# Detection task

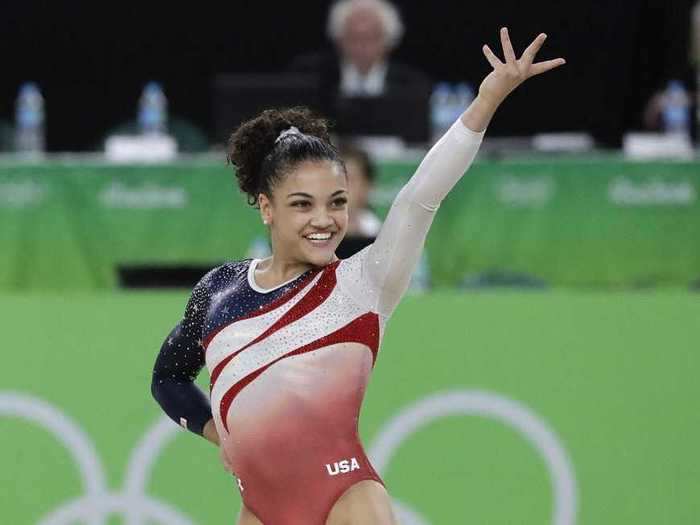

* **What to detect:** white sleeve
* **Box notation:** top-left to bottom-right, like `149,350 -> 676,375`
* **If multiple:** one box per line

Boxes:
355,118 -> 485,316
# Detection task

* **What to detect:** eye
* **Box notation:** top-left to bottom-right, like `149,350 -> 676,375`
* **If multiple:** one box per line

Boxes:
332,197 -> 348,207
291,201 -> 310,208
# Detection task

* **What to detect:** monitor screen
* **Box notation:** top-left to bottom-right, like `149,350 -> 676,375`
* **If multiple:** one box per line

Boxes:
212,73 -> 320,144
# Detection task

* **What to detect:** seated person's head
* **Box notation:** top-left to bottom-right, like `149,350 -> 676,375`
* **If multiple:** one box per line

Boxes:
337,141 -> 381,238
339,142 -> 375,214
327,0 -> 404,74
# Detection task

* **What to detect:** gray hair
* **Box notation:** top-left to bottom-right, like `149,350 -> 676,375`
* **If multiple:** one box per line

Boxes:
327,0 -> 405,49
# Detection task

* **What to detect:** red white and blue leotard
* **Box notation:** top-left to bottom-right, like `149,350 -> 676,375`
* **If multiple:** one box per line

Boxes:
153,119 -> 484,524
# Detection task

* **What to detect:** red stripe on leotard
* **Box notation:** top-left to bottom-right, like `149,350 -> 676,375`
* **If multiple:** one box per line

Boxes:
209,261 -> 340,390
219,312 -> 379,433
203,264 -> 323,350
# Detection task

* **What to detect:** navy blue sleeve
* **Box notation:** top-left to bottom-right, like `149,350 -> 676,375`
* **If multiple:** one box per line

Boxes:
151,276 -> 212,436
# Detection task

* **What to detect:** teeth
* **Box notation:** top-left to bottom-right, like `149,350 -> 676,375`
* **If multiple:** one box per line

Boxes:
306,233 -> 332,240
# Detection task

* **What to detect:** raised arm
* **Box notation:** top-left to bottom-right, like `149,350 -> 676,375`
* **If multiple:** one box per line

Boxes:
363,28 -> 565,315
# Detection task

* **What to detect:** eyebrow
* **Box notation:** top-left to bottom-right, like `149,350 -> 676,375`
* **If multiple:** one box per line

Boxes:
286,190 -> 347,199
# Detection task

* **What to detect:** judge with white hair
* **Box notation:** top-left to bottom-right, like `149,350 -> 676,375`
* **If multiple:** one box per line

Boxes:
327,0 -> 405,96
289,0 -> 429,107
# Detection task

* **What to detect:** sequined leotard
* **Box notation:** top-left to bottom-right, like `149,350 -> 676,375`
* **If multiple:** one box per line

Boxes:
152,119 -> 484,524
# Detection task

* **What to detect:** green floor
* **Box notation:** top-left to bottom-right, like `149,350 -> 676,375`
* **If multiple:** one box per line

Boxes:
1,290 -> 698,524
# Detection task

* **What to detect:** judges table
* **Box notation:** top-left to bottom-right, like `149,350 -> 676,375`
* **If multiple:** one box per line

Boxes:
1,154 -> 699,290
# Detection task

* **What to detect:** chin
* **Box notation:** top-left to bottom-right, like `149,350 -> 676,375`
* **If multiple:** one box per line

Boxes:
308,251 -> 336,267
302,245 -> 338,267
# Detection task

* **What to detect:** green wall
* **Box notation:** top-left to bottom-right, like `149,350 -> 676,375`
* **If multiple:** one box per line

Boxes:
1,159 -> 699,290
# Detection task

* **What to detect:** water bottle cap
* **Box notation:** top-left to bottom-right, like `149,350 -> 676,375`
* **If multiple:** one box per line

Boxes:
18,82 -> 40,96
667,80 -> 685,92
143,81 -> 163,94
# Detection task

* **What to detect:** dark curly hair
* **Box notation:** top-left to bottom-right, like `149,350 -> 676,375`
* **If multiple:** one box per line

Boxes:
227,107 -> 345,207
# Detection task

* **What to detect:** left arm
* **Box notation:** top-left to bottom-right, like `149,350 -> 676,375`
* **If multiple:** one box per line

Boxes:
151,273 -> 217,442
151,322 -> 213,438
363,28 -> 565,315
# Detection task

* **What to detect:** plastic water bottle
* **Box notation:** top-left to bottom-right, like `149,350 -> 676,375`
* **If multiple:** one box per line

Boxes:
138,82 -> 167,135
454,83 -> 475,116
14,82 -> 45,154
661,80 -> 691,137
429,83 -> 454,142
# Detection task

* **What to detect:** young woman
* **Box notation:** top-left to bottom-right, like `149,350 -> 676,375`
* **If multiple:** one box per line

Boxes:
152,28 -> 565,525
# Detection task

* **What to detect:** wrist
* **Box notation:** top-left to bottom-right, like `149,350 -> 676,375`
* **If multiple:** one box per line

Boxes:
202,419 -> 220,445
460,94 -> 501,132
474,91 -> 504,112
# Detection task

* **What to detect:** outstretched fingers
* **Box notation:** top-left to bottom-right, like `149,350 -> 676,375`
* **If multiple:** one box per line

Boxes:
483,28 -> 566,84
529,58 -> 567,77
500,27 -> 517,64
482,45 -> 503,69
521,33 -> 547,68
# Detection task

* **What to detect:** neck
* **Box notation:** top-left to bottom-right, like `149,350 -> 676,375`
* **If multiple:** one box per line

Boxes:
257,253 -> 336,283
258,255 -> 311,281
356,63 -> 374,76
349,59 -> 384,76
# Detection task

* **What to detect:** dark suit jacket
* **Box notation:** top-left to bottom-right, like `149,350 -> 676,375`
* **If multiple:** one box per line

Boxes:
289,51 -> 432,141
290,51 -> 429,96
289,52 -> 429,88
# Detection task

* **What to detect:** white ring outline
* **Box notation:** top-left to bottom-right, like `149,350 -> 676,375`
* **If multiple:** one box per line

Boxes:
2,389 -> 577,524
0,391 -> 107,525
369,389 -> 578,525
0,392 -> 195,525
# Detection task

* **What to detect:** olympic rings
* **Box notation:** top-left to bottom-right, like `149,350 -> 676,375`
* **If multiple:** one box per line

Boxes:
1,389 -> 576,524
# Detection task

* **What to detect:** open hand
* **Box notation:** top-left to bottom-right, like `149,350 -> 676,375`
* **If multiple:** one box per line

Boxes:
479,28 -> 566,107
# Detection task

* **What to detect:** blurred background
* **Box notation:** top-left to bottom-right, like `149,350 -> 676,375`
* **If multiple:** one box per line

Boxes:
1,1 -> 699,524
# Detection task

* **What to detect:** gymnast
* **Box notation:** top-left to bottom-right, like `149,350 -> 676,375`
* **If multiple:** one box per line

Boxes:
152,27 -> 565,524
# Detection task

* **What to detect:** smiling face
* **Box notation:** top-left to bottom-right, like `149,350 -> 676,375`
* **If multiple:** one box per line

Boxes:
258,160 -> 348,267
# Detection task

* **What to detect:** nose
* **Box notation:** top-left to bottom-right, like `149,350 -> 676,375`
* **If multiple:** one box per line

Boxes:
310,208 -> 334,229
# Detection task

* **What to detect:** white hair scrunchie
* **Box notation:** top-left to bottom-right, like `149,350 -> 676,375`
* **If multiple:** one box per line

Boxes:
275,126 -> 302,144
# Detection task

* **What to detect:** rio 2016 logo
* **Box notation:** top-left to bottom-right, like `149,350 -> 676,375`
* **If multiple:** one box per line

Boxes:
1,389 -> 577,525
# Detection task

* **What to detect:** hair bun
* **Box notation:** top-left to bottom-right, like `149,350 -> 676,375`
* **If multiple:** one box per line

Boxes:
227,107 -> 338,207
